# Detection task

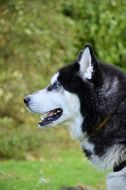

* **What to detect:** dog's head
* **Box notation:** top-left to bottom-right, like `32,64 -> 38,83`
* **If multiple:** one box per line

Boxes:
24,44 -> 102,137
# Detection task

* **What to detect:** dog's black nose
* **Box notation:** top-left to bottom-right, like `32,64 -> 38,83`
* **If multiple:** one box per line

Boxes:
24,96 -> 30,105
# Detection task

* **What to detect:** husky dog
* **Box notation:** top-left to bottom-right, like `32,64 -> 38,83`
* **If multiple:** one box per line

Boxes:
24,44 -> 126,190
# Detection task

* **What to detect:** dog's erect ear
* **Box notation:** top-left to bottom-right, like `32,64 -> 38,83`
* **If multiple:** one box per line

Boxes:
77,44 -> 97,80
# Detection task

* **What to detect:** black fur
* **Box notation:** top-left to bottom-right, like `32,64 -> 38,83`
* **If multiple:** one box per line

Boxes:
114,160 -> 126,172
58,45 -> 126,164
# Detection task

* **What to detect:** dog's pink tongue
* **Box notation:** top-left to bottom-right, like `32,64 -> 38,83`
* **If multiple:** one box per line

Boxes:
47,111 -> 54,117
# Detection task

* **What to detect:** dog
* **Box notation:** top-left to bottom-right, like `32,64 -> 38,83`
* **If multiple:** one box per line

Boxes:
24,44 -> 126,190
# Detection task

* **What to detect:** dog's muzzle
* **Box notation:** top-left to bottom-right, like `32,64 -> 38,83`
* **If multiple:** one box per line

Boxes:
24,94 -> 64,127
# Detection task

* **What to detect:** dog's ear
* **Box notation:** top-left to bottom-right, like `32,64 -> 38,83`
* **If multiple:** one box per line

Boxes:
77,44 -> 97,80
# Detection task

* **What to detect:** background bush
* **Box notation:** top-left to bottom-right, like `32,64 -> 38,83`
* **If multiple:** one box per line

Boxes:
0,0 -> 126,159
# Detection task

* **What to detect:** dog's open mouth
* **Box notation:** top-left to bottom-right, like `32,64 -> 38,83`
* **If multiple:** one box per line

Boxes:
38,108 -> 63,127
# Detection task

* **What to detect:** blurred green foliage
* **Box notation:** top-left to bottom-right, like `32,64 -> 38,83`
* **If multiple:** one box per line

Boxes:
0,0 -> 126,159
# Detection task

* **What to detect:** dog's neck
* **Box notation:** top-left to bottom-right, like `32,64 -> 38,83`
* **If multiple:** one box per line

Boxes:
68,113 -> 84,141
68,111 -> 110,140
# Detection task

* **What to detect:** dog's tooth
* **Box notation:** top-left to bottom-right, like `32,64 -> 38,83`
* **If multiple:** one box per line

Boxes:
41,116 -> 44,120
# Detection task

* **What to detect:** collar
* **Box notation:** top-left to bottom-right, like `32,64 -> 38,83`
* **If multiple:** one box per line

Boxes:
95,115 -> 111,132
113,160 -> 126,172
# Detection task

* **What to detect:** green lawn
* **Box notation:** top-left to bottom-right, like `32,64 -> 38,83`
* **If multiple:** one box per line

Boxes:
0,150 -> 107,190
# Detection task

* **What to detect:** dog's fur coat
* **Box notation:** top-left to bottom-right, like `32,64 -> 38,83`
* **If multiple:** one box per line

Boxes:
24,44 -> 126,190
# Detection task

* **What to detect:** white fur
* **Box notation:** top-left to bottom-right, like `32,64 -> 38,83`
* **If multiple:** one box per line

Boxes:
107,167 -> 126,190
90,145 -> 126,170
80,136 -> 94,152
69,115 -> 84,140
79,47 -> 93,80
81,139 -> 126,170
103,145 -> 126,169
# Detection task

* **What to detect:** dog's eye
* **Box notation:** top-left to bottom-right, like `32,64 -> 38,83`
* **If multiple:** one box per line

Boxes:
47,81 -> 61,91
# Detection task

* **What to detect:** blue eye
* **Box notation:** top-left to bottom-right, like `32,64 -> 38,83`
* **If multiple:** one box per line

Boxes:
47,81 -> 61,91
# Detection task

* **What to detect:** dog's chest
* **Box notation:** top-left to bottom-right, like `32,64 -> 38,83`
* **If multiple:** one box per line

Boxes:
81,138 -> 107,169
80,138 -> 125,169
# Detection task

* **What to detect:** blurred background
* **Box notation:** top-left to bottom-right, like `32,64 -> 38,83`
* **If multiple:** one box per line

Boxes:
0,0 -> 126,190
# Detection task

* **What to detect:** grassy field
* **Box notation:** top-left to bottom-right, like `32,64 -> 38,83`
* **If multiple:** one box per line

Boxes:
0,150 -> 107,190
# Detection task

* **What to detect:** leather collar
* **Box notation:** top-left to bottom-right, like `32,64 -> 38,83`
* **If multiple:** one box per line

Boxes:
95,115 -> 111,132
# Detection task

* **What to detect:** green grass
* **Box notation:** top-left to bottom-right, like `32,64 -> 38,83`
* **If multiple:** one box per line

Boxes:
0,150 -> 107,190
